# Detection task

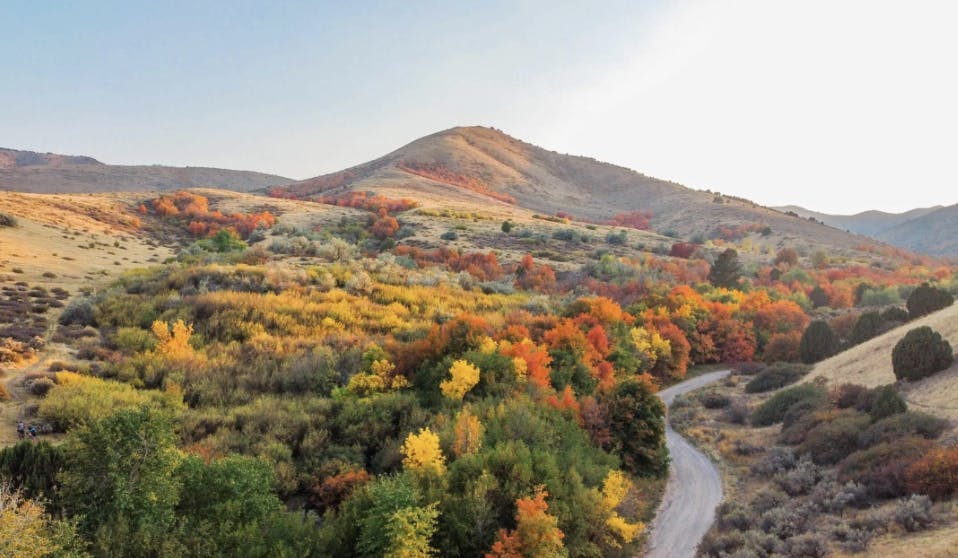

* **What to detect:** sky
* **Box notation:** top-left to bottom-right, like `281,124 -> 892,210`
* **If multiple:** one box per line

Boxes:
2,0 -> 956,214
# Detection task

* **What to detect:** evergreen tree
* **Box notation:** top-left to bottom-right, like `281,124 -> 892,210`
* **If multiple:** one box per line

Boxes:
708,248 -> 742,289
799,320 -> 840,364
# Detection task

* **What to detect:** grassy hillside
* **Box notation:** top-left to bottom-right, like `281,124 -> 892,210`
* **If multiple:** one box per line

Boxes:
273,126 -> 891,257
806,304 -> 958,424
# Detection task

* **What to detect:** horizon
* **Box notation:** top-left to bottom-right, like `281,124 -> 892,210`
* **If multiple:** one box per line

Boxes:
3,1 -> 957,214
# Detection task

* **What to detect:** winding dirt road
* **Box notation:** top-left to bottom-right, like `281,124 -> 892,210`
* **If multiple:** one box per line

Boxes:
645,369 -> 731,558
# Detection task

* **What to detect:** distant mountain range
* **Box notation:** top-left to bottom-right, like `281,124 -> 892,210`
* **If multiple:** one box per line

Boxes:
0,147 -> 292,194
776,204 -> 958,257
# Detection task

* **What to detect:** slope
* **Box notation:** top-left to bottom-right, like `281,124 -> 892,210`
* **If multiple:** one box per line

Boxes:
775,205 -> 943,238
0,148 -> 293,194
805,304 -> 958,424
275,126 -> 888,255
878,204 -> 958,257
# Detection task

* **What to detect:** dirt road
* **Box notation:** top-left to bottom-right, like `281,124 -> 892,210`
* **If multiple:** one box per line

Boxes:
645,369 -> 731,558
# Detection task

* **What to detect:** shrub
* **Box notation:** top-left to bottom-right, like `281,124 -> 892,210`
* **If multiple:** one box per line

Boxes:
715,501 -> 753,531
500,221 -> 513,233
810,478 -> 867,513
838,437 -> 934,499
751,384 -> 827,427
893,495 -> 933,532
28,377 -> 56,397
758,500 -> 812,537
799,321 -> 840,364
869,385 -> 907,421
859,411 -> 948,448
440,231 -> 458,241
881,306 -> 909,324
750,486 -> 789,514
784,533 -> 828,558
906,283 -> 954,319
698,531 -> 745,557
0,212 -> 17,227
799,412 -> 871,465
904,446 -> 958,500
723,399 -> 749,424
700,391 -> 732,409
751,447 -> 796,478
849,311 -> 884,346
892,326 -> 954,381
744,362 -> 811,393
831,383 -> 869,409
0,382 -> 9,401
831,523 -> 873,553
59,298 -> 97,327
774,457 -> 821,496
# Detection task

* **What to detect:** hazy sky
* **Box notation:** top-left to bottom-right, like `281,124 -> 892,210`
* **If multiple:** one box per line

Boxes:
3,0 -> 956,214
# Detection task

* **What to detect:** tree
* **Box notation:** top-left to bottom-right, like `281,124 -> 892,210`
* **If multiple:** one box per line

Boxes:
906,283 -> 954,319
440,360 -> 481,400
486,489 -> 567,558
452,407 -> 484,457
774,248 -> 798,267
870,385 -> 907,421
0,482 -> 63,558
708,249 -> 742,289
61,406 -> 180,553
401,428 -> 446,476
892,326 -> 954,381
799,320 -> 840,364
358,475 -> 438,558
849,311 -> 884,346
501,221 -> 514,234
604,379 -> 668,477
808,285 -> 829,308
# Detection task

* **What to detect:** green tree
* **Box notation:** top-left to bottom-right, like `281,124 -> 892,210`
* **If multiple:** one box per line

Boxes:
501,220 -> 514,234
708,249 -> 742,289
0,441 -> 65,512
906,283 -> 954,320
61,406 -> 180,555
808,285 -> 829,308
849,311 -> 884,346
892,326 -> 954,381
799,320 -> 840,364
357,475 -> 438,558
604,379 -> 667,477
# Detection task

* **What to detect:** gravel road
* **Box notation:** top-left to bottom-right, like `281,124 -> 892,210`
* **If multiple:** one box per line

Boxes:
645,369 -> 731,558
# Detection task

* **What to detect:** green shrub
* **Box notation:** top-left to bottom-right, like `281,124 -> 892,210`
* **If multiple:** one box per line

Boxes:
751,384 -> 827,427
849,311 -> 884,346
745,362 -> 811,393
881,306 -> 909,324
838,436 -> 933,499
859,411 -> 948,448
868,385 -> 907,421
799,412 -> 871,465
440,231 -> 458,241
799,321 -> 840,364
892,326 -> 954,381
906,283 -> 954,319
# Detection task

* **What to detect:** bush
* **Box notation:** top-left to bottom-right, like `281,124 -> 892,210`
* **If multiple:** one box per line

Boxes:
892,326 -> 954,381
869,385 -> 907,421
751,384 -> 827,427
0,212 -> 17,227
831,523 -> 873,553
784,533 -> 828,558
849,311 -> 884,346
774,457 -> 821,496
904,446 -> 958,500
700,391 -> 732,409
28,377 -> 56,397
59,297 -> 97,327
758,500 -> 812,537
723,399 -> 749,424
734,361 -> 766,376
906,283 -> 954,319
859,411 -> 948,448
751,447 -> 797,478
799,412 -> 871,465
799,321 -> 840,364
881,306 -> 909,324
893,495 -> 933,532
831,383 -> 869,409
440,231 -> 458,241
838,437 -> 934,499
744,363 -> 811,393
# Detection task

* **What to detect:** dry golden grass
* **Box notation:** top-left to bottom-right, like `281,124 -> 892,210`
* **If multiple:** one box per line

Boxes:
805,304 -> 958,425
832,523 -> 958,558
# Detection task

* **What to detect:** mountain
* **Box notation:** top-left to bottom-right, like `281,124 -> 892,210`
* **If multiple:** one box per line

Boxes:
274,126 -> 886,253
0,147 -> 293,194
777,204 -> 958,256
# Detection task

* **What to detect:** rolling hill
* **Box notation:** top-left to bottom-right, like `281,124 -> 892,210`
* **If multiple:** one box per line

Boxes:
0,147 -> 293,194
274,126 -> 889,255
778,204 -> 958,257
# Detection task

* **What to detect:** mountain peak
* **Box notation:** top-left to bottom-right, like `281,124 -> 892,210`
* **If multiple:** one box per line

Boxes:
0,147 -> 102,169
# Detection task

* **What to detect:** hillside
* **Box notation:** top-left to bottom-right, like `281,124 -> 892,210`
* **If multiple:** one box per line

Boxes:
778,204 -> 958,257
806,303 -> 958,425
0,147 -> 293,194
274,126 -> 887,255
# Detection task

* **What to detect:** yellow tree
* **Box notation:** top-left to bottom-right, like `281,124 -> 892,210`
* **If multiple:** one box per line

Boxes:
452,407 -> 484,457
440,360 -> 480,400
0,483 -> 61,558
151,319 -> 195,360
401,428 -> 446,476
629,327 -> 671,374
600,470 -> 644,546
